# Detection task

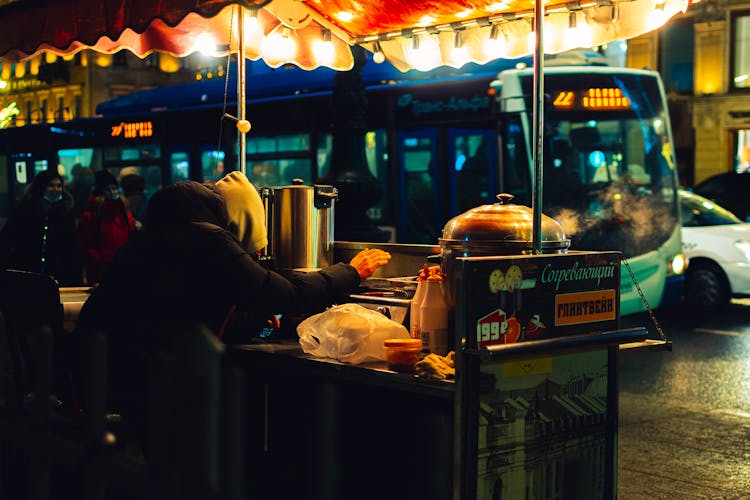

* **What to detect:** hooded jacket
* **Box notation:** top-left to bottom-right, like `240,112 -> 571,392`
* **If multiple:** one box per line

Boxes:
77,179 -> 359,429
76,193 -> 136,284
0,190 -> 81,286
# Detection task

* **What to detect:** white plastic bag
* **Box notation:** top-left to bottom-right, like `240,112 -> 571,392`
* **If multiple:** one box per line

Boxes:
297,303 -> 410,364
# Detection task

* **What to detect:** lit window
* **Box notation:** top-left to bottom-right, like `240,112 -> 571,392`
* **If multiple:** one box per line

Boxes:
732,11 -> 750,90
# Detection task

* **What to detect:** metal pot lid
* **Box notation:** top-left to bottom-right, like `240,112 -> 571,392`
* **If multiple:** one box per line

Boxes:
440,193 -> 569,247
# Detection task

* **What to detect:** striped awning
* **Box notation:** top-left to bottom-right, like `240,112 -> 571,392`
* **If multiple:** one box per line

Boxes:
0,0 -> 692,71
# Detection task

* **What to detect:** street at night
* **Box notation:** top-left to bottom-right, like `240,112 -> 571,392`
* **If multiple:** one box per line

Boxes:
618,299 -> 750,498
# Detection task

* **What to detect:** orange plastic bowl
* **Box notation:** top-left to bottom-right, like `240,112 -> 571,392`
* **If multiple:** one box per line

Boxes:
383,338 -> 422,373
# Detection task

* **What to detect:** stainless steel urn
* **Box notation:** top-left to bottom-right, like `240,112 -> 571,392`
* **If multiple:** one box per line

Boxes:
261,179 -> 338,270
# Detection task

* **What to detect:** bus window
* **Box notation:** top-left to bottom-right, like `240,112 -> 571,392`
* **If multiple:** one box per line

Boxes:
399,133 -> 437,244
104,144 -> 160,162
500,116 -> 532,205
316,133 -> 333,179
170,151 -> 189,182
58,148 -> 95,182
247,159 -> 314,187
247,134 -> 314,186
452,130 -> 494,214
202,150 -> 225,182
34,160 -> 48,176
364,129 -> 389,225
247,134 -> 309,154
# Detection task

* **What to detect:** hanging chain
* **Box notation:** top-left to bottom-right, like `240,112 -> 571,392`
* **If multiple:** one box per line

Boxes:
621,256 -> 667,341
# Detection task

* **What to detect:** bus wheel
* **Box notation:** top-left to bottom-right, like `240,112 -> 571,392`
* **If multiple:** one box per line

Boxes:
684,261 -> 730,310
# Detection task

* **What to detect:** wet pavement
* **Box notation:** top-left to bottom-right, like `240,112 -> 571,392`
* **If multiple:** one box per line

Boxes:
617,299 -> 750,498
618,392 -> 750,498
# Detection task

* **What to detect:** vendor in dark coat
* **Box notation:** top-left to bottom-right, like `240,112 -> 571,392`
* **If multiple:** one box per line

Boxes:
76,171 -> 390,438
0,169 -> 82,286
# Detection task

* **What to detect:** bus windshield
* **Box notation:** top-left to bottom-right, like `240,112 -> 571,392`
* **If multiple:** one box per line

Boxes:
506,71 -> 679,258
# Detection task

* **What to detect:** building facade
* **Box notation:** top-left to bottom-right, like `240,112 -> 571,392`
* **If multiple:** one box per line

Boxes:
628,0 -> 750,186
0,50 -> 214,127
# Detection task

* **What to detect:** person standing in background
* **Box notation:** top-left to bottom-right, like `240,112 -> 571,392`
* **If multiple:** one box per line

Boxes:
120,173 -> 148,226
76,170 -> 135,285
0,169 -> 82,286
69,164 -> 95,218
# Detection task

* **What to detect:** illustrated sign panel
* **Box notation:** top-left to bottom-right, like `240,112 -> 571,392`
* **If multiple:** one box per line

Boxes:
475,349 -> 611,499
459,251 -> 620,347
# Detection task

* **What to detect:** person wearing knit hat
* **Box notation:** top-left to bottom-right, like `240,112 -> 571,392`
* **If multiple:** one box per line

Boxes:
93,169 -> 119,197
215,170 -> 267,253
76,169 -> 135,284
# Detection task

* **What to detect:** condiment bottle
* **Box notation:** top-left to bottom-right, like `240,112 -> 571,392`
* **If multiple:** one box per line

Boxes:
419,269 -> 449,356
409,264 -> 430,339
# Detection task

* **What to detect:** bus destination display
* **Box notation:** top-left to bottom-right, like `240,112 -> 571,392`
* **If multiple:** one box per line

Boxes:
552,88 -> 631,111
110,121 -> 154,139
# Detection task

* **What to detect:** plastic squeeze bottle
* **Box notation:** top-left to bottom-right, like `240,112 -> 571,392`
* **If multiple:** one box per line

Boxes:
419,269 -> 449,356
409,264 -> 430,339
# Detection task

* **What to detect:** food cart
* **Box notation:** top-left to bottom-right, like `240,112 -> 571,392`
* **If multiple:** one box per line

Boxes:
227,199 -> 658,499
0,0 -> 688,498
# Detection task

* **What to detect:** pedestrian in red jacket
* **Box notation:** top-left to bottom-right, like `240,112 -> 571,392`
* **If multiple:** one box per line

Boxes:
76,170 -> 135,285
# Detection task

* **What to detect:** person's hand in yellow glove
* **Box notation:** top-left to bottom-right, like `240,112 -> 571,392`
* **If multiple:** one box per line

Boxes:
349,248 -> 392,280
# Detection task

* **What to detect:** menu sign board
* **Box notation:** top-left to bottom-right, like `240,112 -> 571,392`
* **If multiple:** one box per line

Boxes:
458,251 -> 620,347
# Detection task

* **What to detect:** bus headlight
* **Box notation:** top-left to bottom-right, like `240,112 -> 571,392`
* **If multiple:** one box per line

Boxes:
670,253 -> 687,275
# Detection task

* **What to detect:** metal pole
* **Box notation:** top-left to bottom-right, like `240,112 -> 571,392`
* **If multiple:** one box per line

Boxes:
531,0 -> 545,254
237,6 -> 247,175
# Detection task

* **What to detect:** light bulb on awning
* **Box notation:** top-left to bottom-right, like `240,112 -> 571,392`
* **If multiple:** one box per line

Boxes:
194,33 -> 218,56
527,20 -> 536,52
372,41 -> 386,64
647,2 -> 669,30
484,24 -> 506,58
263,27 -> 297,61
245,8 -> 261,33
568,11 -> 593,48
313,30 -> 335,66
406,34 -> 440,71
451,31 -> 469,66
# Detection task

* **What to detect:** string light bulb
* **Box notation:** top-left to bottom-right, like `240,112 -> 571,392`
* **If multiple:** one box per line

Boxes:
568,10 -> 593,48
245,8 -> 261,33
527,19 -> 536,52
194,33 -> 218,56
407,33 -> 441,71
262,27 -> 297,61
451,31 -> 469,66
484,23 -> 505,58
372,40 -> 386,64
313,30 -> 335,66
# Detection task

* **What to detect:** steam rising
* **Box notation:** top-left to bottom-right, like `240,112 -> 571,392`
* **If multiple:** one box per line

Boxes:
549,184 -> 677,258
